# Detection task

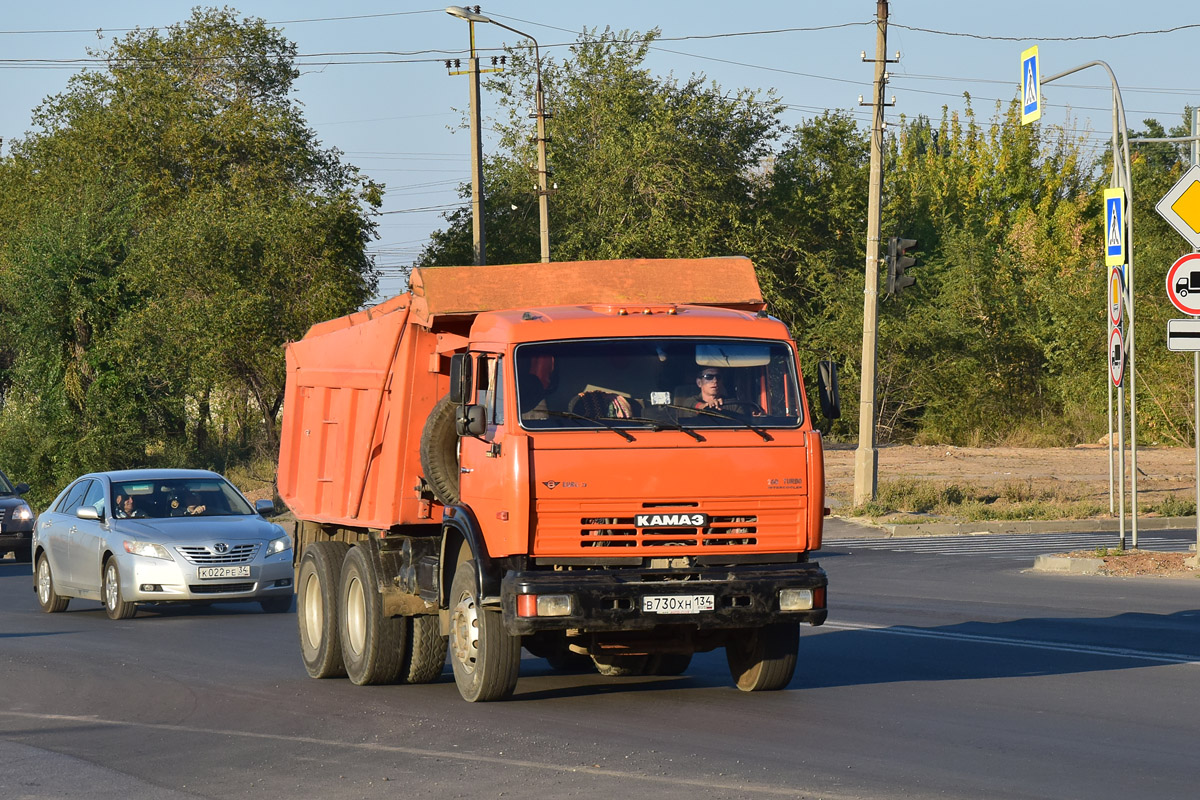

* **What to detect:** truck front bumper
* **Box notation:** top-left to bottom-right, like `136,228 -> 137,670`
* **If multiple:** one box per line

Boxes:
501,561 -> 827,635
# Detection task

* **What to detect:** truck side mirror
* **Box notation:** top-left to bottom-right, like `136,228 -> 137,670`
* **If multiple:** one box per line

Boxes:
817,360 -> 841,420
455,404 -> 487,437
449,354 -> 473,405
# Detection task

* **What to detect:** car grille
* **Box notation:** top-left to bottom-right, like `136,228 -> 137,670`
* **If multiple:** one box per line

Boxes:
176,544 -> 260,564
188,582 -> 255,594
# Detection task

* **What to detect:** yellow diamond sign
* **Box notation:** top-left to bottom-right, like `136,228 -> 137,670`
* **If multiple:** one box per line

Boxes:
1157,164 -> 1200,247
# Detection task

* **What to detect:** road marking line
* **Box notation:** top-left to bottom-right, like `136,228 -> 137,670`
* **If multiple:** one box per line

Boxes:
0,710 -> 850,799
823,621 -> 1200,666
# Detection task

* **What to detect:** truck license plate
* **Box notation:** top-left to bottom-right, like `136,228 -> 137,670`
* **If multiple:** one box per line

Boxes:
198,565 -> 250,579
642,594 -> 714,614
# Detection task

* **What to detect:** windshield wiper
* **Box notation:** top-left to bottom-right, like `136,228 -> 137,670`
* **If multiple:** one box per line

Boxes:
620,416 -> 705,442
660,404 -> 773,442
545,410 -> 635,442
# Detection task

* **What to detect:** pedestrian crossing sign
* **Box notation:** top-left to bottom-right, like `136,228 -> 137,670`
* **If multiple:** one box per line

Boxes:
1104,188 -> 1125,267
1021,46 -> 1040,124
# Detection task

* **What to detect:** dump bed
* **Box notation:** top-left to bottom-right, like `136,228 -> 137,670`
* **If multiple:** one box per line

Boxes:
276,257 -> 768,530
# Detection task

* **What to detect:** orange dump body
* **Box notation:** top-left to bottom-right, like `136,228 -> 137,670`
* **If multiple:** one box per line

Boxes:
277,257 -> 824,559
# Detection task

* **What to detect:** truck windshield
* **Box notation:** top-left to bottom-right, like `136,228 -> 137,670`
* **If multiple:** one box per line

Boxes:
514,338 -> 803,431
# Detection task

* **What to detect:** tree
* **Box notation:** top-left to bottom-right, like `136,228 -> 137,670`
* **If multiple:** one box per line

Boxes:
417,28 -> 782,267
0,8 -> 380,500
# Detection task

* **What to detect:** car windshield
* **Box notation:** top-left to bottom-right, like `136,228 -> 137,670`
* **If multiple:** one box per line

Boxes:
111,477 -> 255,518
514,337 -> 803,431
0,471 -> 14,495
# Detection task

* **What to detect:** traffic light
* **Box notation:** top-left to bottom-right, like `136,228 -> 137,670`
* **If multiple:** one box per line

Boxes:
886,237 -> 917,295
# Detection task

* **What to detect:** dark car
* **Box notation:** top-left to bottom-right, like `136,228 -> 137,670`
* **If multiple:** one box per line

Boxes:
0,469 -> 35,562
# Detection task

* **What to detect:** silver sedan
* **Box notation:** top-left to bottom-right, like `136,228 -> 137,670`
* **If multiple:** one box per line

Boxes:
33,469 -> 293,619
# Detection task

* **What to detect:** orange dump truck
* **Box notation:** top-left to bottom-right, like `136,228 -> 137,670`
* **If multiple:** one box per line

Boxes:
277,258 -> 837,702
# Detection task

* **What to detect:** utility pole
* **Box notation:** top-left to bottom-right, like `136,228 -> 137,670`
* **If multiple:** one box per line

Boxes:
854,0 -> 892,505
467,44 -> 486,266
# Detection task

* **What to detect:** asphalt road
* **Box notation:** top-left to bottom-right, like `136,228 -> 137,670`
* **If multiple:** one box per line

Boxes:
2,523 -> 1198,800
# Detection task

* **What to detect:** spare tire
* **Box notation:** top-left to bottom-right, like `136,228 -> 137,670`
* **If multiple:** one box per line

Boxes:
420,395 -> 461,505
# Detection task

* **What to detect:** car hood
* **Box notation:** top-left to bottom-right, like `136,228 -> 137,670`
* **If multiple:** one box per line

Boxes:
111,515 -> 285,543
0,496 -> 29,511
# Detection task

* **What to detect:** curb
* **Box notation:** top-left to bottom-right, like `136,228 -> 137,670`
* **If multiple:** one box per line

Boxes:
1031,555 -> 1105,574
828,515 -> 1199,539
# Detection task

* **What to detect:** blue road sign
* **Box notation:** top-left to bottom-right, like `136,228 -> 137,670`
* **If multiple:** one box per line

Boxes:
1020,46 -> 1040,124
1104,188 -> 1125,267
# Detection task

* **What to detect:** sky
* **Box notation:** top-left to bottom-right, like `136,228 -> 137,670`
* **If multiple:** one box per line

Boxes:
1,2 -> 1197,300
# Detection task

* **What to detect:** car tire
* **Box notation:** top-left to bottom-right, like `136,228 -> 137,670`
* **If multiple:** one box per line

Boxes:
725,623 -> 799,692
260,595 -> 293,614
297,541 -> 352,678
339,544 -> 406,685
403,614 -> 448,684
449,559 -> 520,702
35,554 -> 69,613
14,545 -> 32,564
103,559 -> 137,620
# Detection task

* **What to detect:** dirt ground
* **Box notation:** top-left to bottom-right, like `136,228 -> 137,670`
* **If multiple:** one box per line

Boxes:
825,443 -> 1200,577
823,443 -> 1199,510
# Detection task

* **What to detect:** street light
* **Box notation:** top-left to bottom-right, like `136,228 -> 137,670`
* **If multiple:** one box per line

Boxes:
445,6 -> 551,263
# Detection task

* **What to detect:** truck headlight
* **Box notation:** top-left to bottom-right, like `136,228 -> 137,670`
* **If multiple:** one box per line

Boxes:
779,588 -> 815,611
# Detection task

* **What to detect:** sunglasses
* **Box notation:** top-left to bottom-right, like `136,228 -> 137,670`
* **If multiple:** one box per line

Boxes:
700,373 -> 721,381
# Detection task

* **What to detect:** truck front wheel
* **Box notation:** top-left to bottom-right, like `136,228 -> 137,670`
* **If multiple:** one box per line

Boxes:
725,623 -> 799,691
297,541 -> 352,678
339,544 -> 406,685
449,559 -> 520,701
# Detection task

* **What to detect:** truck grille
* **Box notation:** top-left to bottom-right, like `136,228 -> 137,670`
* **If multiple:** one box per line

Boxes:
176,544 -> 259,564
579,516 -> 758,548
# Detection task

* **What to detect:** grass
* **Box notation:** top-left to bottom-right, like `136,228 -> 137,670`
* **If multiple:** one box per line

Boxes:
845,477 -> 1107,522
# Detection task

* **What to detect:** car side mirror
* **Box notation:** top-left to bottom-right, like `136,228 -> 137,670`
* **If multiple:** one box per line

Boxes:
817,360 -> 841,420
255,499 -> 276,516
14,482 -> 29,495
455,404 -> 487,437
449,354 -> 473,405
76,506 -> 101,521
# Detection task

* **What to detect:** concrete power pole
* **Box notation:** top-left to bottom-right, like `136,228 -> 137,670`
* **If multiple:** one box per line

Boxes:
853,0 -> 890,505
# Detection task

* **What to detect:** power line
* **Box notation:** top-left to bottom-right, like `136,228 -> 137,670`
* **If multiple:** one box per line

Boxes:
890,22 -> 1200,42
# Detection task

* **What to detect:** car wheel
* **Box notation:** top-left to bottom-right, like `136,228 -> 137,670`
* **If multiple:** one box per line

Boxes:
35,554 -> 69,613
339,544 -> 406,685
725,623 -> 799,691
260,595 -> 293,613
297,541 -> 351,678
14,545 -> 32,564
449,559 -> 520,702
103,559 -> 137,620
402,614 -> 448,684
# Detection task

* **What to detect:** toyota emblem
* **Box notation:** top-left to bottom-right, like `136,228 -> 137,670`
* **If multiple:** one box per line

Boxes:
213,542 -> 228,554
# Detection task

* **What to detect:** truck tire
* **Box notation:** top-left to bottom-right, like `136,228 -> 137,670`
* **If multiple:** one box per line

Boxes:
725,623 -> 799,692
647,653 -> 693,676
339,544 -> 406,685
449,559 -> 520,701
297,541 -> 352,678
420,395 -> 460,506
403,614 -> 448,684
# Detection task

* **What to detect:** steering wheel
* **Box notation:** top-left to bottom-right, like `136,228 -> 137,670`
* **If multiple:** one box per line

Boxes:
719,400 -> 765,415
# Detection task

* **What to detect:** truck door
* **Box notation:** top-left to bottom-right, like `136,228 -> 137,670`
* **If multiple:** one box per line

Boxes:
458,353 -> 528,556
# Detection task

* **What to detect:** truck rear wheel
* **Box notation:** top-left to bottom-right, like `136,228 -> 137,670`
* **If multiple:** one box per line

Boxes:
420,395 -> 460,505
449,559 -> 520,701
339,544 -> 406,685
297,541 -> 352,678
403,614 -> 448,684
726,623 -> 799,691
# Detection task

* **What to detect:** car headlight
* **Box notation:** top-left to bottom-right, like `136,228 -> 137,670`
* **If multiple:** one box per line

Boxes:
266,535 -> 292,556
123,540 -> 173,560
11,503 -> 33,522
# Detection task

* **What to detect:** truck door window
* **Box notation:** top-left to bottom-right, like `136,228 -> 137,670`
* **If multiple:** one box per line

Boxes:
475,354 -> 504,429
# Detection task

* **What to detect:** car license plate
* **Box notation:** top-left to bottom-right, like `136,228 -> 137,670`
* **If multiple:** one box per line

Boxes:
641,594 -> 714,614
198,565 -> 250,579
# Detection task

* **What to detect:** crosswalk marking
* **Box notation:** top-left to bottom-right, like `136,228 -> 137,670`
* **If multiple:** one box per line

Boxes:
822,532 -> 1187,560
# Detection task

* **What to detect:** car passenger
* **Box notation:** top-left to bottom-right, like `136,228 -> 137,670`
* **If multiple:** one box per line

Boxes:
113,494 -> 146,519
